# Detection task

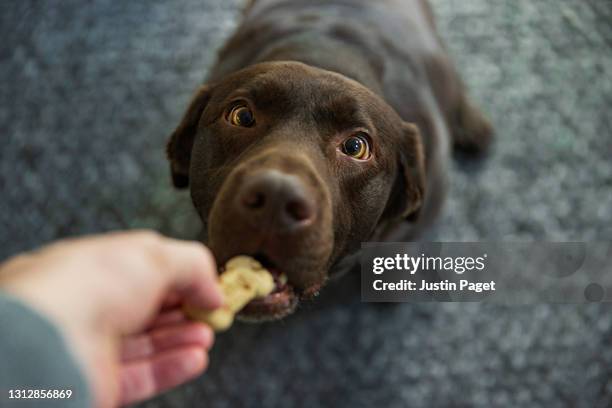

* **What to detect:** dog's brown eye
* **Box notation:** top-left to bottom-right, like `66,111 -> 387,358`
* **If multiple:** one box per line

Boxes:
228,105 -> 255,127
341,134 -> 370,160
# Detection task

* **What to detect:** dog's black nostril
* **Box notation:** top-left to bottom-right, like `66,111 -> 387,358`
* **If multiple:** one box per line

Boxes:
237,169 -> 317,232
286,199 -> 312,222
243,191 -> 266,209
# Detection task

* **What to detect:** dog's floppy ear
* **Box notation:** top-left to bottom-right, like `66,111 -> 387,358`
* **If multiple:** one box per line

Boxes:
385,122 -> 426,221
166,85 -> 211,188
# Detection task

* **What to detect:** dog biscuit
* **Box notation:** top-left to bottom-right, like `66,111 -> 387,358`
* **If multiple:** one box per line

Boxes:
184,256 -> 275,331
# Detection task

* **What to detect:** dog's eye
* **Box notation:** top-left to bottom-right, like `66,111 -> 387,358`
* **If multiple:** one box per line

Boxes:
227,105 -> 255,127
341,133 -> 370,160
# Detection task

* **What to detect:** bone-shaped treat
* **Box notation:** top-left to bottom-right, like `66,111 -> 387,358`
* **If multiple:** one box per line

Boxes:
183,256 -> 275,332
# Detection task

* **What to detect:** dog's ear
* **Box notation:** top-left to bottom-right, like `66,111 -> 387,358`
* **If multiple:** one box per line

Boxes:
166,85 -> 211,188
385,122 -> 426,221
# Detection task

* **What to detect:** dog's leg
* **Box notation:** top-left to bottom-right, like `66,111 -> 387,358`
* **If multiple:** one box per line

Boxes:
243,0 -> 256,15
422,45 -> 494,156
449,88 -> 494,155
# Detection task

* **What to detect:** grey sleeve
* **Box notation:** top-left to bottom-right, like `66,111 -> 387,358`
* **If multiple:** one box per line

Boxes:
0,292 -> 91,408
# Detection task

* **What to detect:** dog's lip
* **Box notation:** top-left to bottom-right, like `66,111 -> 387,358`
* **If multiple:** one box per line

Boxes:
239,282 -> 298,319
245,255 -> 297,311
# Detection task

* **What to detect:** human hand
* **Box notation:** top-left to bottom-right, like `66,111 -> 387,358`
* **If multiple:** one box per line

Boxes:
0,230 -> 223,407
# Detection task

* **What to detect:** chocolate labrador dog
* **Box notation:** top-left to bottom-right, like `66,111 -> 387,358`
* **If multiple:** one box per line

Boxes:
166,0 -> 492,320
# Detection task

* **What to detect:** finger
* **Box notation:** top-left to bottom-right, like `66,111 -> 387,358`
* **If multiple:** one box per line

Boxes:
119,347 -> 208,406
152,238 -> 223,310
160,292 -> 182,309
146,309 -> 187,330
121,322 -> 214,362
86,231 -> 223,335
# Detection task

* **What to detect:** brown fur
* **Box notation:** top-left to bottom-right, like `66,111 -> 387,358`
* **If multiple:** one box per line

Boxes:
166,0 -> 492,319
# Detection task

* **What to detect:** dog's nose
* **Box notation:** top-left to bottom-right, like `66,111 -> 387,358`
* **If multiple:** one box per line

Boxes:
237,170 -> 316,232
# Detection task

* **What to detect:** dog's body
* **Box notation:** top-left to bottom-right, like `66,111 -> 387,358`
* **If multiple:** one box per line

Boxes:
167,0 -> 492,319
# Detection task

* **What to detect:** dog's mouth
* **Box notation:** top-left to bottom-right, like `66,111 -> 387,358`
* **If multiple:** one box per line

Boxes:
233,253 -> 299,320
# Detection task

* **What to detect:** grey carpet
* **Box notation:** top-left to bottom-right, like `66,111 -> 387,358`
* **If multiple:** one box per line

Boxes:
1,1 -> 611,407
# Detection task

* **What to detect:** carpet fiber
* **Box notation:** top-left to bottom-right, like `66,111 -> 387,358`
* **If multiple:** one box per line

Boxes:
1,1 -> 611,406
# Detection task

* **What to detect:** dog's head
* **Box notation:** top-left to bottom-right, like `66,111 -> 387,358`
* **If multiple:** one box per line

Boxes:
167,61 -> 424,319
